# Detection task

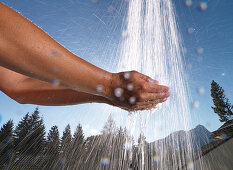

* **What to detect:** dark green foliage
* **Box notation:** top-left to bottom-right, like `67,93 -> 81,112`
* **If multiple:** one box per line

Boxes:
0,120 -> 14,168
59,124 -> 72,168
1,109 -> 202,169
60,124 -> 72,152
72,124 -> 84,148
14,107 -> 46,155
43,125 -> 60,169
69,124 -> 85,169
211,80 -> 233,122
102,114 -> 116,135
46,125 -> 60,155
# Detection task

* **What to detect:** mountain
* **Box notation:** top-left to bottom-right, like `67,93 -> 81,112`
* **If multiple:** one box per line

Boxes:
150,125 -> 214,151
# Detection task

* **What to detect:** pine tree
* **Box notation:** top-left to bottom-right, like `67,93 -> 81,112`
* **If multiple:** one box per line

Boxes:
14,113 -> 30,148
73,124 -> 84,148
0,120 -> 14,142
69,124 -> 84,169
60,124 -> 72,153
14,108 -> 46,155
0,120 -> 14,167
43,125 -> 60,169
102,114 -> 116,135
211,80 -> 233,122
46,125 -> 60,155
59,124 -> 72,168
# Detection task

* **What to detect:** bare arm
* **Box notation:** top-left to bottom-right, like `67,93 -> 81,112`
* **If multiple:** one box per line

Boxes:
0,67 -> 113,106
0,3 -> 170,111
0,2 -> 111,97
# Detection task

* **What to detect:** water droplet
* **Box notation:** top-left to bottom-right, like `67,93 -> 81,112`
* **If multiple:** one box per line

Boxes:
187,27 -> 195,34
149,79 -> 157,85
153,155 -> 159,164
4,150 -> 12,157
52,66 -> 59,73
216,133 -> 229,141
96,85 -> 103,93
221,72 -> 225,76
107,6 -> 114,13
4,137 -> 12,145
187,161 -> 195,169
206,122 -> 212,128
114,88 -> 123,97
52,80 -> 59,86
124,141 -> 132,150
122,30 -> 128,38
182,47 -> 187,54
192,101 -> 199,109
50,50 -> 60,58
101,157 -> 110,166
197,56 -> 203,63
58,159 -> 65,166
185,0 -> 192,7
200,2 -> 208,11
127,83 -> 134,91
129,96 -> 136,104
123,72 -> 131,79
197,87 -> 205,95
196,48 -> 204,55
187,64 -> 192,70
92,0 -> 98,3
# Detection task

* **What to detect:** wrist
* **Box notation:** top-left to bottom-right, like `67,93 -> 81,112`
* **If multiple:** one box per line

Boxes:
101,73 -> 119,99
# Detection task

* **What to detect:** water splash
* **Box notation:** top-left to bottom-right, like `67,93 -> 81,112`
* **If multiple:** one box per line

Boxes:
116,0 -> 204,169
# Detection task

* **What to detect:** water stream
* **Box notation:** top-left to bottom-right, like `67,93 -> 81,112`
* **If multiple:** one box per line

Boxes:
117,0 -> 204,169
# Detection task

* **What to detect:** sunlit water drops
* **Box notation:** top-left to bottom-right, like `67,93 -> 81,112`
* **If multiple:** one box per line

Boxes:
92,0 -> 98,3
129,96 -> 136,104
153,155 -> 160,164
127,83 -> 134,91
187,161 -> 195,170
192,101 -> 200,109
185,0 -> 192,7
123,72 -> 131,79
122,30 -> 129,38
187,27 -> 195,34
197,87 -> 205,95
216,133 -> 229,141
114,88 -> 123,97
124,140 -> 133,150
107,6 -> 114,13
52,79 -> 59,86
96,85 -> 103,93
101,157 -> 110,166
196,47 -> 204,55
200,2 -> 208,11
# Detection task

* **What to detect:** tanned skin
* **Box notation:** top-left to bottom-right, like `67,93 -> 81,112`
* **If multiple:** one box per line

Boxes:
0,3 -> 170,111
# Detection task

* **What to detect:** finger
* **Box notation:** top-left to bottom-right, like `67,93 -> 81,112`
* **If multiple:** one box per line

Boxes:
135,98 -> 168,106
131,103 -> 157,111
148,84 -> 169,93
138,92 -> 170,102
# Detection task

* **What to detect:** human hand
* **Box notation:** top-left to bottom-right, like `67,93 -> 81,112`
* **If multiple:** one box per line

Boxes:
105,71 -> 170,111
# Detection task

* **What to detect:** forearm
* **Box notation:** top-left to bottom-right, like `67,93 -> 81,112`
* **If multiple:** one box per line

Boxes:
13,89 -> 111,106
1,77 -> 111,106
0,3 -> 112,97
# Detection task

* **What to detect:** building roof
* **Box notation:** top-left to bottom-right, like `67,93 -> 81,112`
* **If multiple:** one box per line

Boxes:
210,119 -> 233,139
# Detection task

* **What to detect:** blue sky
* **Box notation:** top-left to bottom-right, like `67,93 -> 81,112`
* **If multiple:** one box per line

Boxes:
0,0 -> 233,142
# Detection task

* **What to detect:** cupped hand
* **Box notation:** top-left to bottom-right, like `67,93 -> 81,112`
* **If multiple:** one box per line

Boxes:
105,71 -> 170,111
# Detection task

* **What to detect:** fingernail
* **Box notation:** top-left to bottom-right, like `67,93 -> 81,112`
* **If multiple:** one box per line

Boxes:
163,97 -> 168,101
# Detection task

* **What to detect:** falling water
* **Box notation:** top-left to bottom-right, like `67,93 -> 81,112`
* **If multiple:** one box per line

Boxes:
117,0 -> 204,169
